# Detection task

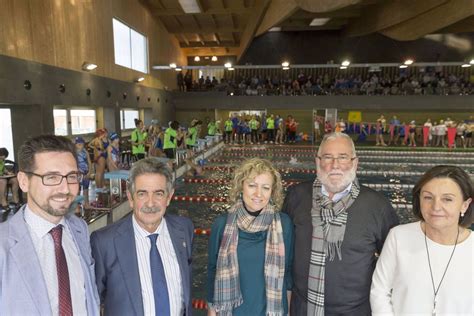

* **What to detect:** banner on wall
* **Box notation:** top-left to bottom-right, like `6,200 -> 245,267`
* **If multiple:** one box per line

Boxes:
348,111 -> 362,123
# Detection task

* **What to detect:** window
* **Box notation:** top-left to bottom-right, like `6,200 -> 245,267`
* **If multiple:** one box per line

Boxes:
113,18 -> 148,73
54,108 -> 97,136
71,110 -> 96,135
0,108 -> 14,161
53,109 -> 68,136
120,109 -> 139,129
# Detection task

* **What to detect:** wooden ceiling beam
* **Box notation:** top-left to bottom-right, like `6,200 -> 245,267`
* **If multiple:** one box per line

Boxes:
295,0 -> 363,13
196,33 -> 206,46
182,47 -> 239,56
345,0 -> 447,37
380,0 -> 474,41
167,26 -> 244,34
214,33 -> 221,45
177,34 -> 190,46
437,15 -> 474,33
150,7 -> 252,16
255,0 -> 299,36
180,41 -> 239,48
237,0 -> 271,60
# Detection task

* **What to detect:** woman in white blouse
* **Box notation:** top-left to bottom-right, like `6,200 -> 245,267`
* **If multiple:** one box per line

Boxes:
370,165 -> 473,315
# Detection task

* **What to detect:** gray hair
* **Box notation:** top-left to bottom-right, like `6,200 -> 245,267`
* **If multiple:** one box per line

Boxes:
127,158 -> 174,195
317,132 -> 356,157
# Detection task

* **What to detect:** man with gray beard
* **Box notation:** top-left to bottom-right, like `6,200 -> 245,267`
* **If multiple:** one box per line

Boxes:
282,132 -> 398,316
0,135 -> 100,315
91,159 -> 194,316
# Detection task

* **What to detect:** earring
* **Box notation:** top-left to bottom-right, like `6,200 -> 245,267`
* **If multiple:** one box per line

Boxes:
461,212 -> 465,218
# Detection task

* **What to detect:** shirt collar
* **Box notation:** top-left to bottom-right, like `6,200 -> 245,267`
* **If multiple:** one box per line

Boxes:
321,182 -> 353,202
24,204 -> 67,239
132,214 -> 166,239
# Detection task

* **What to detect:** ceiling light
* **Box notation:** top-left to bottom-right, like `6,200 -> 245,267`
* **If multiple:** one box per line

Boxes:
228,67 -> 234,71
399,65 -> 408,69
224,62 -> 232,68
178,0 -> 201,13
341,60 -> 350,67
194,56 -> 200,62
404,59 -> 414,65
282,66 -> 290,70
339,66 -> 347,70
470,59 -> 474,64
281,61 -> 290,67
212,56 -> 218,61
175,67 -> 183,71
310,18 -> 330,26
269,27 -> 281,32
135,77 -> 145,82
169,63 -> 177,68
82,62 -> 97,71
461,63 -> 471,68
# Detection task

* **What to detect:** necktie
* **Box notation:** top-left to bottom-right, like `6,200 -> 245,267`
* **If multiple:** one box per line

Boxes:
148,234 -> 170,316
50,225 -> 73,316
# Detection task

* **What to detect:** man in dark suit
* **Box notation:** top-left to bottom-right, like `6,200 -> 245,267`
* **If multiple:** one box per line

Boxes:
91,158 -> 194,316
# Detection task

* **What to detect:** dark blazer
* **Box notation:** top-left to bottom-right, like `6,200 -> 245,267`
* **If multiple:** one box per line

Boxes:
90,213 -> 194,316
282,181 -> 398,316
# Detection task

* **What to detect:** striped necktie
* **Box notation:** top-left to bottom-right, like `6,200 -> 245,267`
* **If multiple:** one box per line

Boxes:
50,225 -> 73,316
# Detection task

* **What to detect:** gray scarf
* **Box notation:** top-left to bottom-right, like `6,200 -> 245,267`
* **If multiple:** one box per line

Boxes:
307,178 -> 360,316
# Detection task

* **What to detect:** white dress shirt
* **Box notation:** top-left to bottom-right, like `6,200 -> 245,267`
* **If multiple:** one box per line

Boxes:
24,206 -> 87,316
133,216 -> 184,316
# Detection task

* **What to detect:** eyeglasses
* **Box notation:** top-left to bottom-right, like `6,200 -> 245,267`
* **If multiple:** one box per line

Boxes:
317,155 -> 357,165
24,171 -> 82,186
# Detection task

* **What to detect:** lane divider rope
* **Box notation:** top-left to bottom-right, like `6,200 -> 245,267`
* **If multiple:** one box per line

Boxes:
223,147 -> 474,156
182,178 -> 414,189
216,152 -> 474,160
191,299 -> 208,310
203,165 -> 473,173
174,194 -> 413,210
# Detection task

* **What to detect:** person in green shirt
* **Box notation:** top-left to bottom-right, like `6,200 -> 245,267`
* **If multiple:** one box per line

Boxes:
185,119 -> 202,150
224,118 -> 233,144
163,121 -> 179,159
249,115 -> 260,144
0,147 -> 20,212
131,119 -> 148,160
208,119 -> 217,136
266,114 -> 275,144
207,158 -> 293,315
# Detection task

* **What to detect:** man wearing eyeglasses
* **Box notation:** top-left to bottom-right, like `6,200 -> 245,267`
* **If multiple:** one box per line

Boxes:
0,135 -> 100,315
90,158 -> 194,316
282,132 -> 398,316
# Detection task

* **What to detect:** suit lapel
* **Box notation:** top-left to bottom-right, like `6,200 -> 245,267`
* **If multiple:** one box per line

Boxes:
166,216 -> 189,303
65,215 -> 99,316
8,209 -> 52,315
115,216 -> 144,316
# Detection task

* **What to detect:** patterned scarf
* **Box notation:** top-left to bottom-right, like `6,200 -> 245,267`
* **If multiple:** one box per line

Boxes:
212,199 -> 286,316
307,178 -> 360,316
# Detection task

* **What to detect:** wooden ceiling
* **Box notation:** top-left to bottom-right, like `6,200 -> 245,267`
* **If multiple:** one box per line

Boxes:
140,0 -> 474,62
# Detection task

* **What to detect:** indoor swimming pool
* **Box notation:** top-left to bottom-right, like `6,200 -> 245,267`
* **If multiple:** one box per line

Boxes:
167,144 -> 474,313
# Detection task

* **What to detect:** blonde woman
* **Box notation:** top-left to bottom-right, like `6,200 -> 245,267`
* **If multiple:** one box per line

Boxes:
207,158 -> 294,315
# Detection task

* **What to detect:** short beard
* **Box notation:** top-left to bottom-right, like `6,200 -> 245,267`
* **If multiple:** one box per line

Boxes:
317,166 -> 357,193
31,194 -> 74,217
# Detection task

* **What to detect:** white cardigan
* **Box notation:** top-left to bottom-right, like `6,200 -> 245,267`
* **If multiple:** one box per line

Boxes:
370,221 -> 473,316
